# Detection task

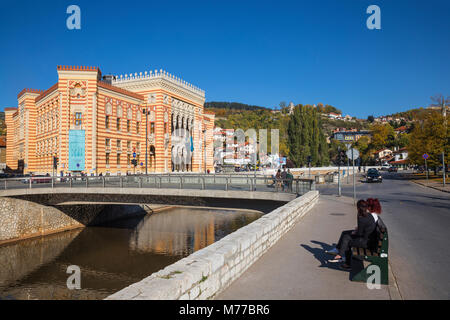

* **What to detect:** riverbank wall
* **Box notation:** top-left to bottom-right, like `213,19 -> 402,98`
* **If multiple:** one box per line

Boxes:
106,190 -> 319,300
0,197 -> 151,245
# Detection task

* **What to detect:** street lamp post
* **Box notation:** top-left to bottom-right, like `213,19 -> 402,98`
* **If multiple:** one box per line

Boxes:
144,107 -> 149,175
345,143 -> 351,184
337,147 -> 342,197
202,129 -> 206,174
352,148 -> 356,205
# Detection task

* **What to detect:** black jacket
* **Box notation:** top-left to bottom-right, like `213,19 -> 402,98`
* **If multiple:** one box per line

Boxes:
353,214 -> 377,248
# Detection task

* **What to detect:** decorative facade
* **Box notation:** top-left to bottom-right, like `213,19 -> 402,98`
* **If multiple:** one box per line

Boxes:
5,65 -> 214,175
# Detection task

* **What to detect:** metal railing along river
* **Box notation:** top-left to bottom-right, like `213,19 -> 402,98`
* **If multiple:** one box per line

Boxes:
0,174 -> 315,195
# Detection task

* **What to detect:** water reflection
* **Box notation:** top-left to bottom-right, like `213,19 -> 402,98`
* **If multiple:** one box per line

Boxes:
130,207 -> 260,255
0,206 -> 261,300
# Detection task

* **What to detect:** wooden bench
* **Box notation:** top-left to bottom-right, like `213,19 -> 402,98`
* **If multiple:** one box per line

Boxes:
351,224 -> 389,285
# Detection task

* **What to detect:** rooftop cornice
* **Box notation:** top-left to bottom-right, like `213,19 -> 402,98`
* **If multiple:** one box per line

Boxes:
112,69 -> 205,98
17,88 -> 43,99
98,81 -> 145,101
57,65 -> 99,72
35,83 -> 58,103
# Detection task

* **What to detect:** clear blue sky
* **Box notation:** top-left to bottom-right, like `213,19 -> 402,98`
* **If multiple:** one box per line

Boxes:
0,0 -> 449,118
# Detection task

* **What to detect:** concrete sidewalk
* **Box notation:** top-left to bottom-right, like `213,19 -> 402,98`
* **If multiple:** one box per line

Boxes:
217,195 -> 400,300
413,180 -> 450,193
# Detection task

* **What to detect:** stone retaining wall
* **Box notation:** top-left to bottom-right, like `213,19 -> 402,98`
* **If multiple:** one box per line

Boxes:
0,198 -> 150,244
106,190 -> 319,300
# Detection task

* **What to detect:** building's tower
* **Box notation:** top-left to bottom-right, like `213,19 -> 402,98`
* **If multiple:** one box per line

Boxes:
4,107 -> 18,170
11,89 -> 42,173
56,66 -> 101,175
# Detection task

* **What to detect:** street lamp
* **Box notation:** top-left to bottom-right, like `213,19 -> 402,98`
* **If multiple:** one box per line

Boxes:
143,107 -> 150,175
202,129 -> 206,173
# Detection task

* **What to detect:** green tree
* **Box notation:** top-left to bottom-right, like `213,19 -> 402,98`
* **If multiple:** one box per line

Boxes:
329,139 -> 346,165
396,133 -> 410,149
287,105 -> 329,167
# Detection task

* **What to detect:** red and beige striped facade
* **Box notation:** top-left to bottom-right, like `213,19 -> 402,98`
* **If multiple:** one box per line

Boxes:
5,66 -> 214,175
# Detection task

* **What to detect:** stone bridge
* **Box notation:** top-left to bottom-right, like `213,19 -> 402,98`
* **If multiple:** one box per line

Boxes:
0,174 -> 306,244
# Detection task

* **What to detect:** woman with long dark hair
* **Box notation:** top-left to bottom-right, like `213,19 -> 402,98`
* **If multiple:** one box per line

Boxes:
327,199 -> 377,270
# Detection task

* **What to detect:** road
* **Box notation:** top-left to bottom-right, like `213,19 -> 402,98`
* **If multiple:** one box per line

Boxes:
317,171 -> 450,299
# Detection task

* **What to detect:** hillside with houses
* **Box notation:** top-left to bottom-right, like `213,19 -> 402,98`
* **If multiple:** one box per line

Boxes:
207,100 -> 448,170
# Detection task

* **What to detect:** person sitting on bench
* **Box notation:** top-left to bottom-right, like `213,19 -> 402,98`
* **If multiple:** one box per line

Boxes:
326,199 -> 377,270
367,198 -> 382,222
366,197 -> 387,237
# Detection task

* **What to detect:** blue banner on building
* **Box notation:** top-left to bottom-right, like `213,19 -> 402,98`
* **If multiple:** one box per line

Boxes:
68,130 -> 85,171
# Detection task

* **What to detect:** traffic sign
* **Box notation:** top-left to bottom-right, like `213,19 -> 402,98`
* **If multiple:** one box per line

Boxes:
423,153 -> 429,160
133,152 -> 136,158
346,148 -> 359,160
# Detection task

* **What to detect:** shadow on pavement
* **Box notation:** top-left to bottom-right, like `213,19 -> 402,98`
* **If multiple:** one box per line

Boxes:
301,240 -> 349,274
302,241 -> 367,281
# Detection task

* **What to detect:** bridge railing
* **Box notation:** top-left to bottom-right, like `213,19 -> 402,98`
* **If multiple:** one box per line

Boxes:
0,174 -> 315,195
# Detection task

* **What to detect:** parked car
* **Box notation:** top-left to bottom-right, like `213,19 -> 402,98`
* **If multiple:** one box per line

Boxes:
366,168 -> 382,183
388,166 -> 398,172
380,164 -> 390,171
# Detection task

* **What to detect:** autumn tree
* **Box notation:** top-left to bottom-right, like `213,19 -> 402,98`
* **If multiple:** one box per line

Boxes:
370,123 -> 395,150
354,136 -> 373,165
408,111 -> 449,170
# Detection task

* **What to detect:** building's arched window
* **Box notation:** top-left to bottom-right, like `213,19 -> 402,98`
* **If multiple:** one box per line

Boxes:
149,145 -> 156,170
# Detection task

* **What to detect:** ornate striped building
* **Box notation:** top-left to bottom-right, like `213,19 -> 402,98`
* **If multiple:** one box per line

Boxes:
5,65 -> 214,175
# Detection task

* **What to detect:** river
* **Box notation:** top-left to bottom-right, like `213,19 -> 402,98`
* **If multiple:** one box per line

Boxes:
0,206 -> 261,300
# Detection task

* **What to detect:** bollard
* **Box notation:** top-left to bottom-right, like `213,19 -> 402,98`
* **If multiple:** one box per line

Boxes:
201,177 -> 205,190
86,176 -> 89,188
52,177 -> 54,189
69,177 -> 72,188
158,176 -> 161,188
225,177 -> 228,191
180,176 -> 183,189
102,176 -> 105,188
